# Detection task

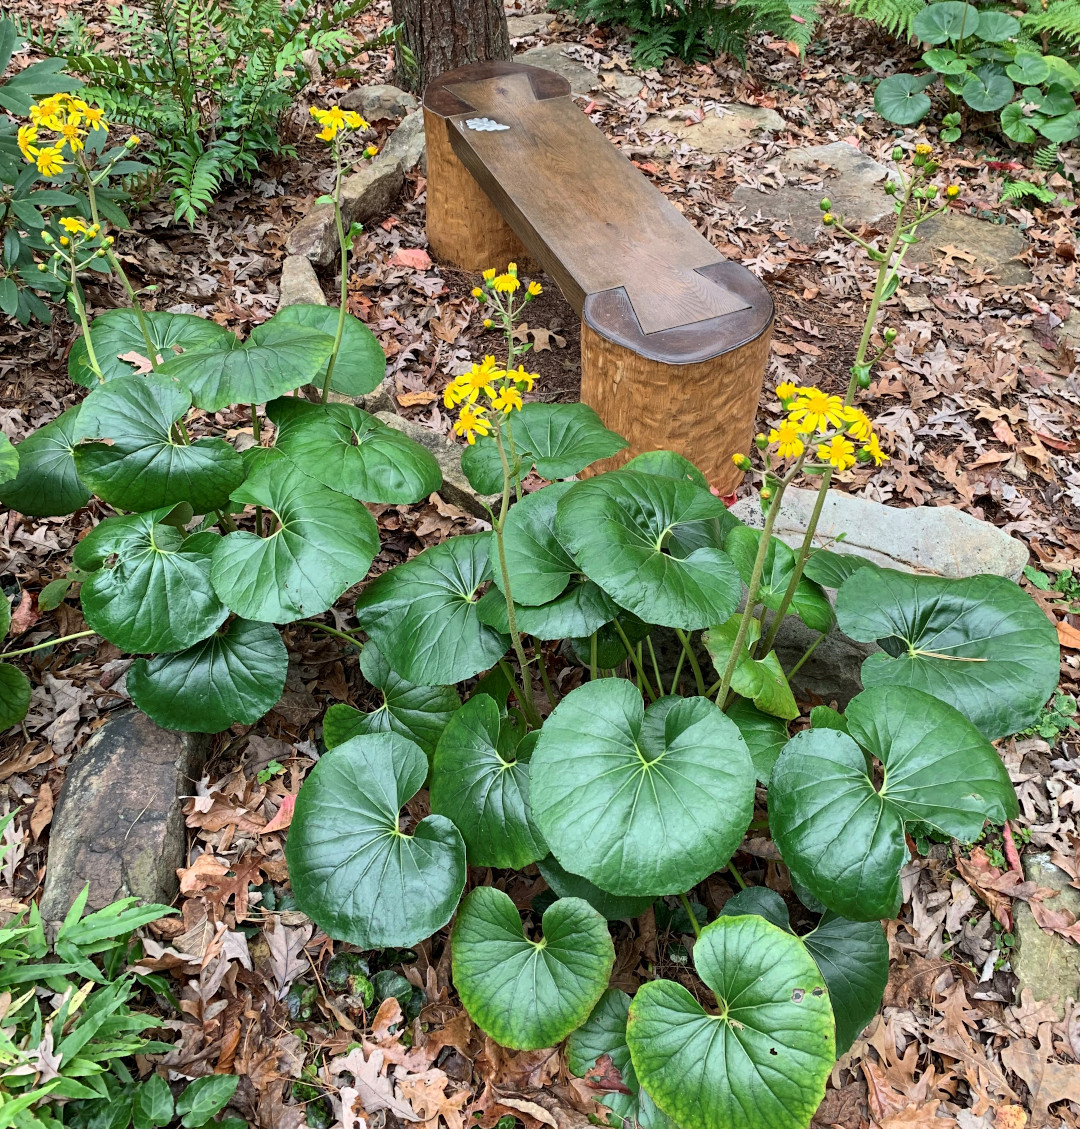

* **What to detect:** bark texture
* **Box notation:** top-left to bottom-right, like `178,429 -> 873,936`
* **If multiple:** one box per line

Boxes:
391,0 -> 511,90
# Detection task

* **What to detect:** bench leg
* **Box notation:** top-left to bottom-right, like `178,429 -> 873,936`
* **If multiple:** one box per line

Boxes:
423,108 -> 535,272
579,318 -> 773,496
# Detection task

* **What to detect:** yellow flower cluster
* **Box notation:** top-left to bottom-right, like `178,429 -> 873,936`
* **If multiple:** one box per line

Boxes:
476,263 -> 542,303
444,355 -> 537,444
21,95 -> 108,178
310,105 -> 369,143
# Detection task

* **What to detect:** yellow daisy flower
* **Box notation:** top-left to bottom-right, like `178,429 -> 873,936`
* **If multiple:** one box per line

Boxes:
79,103 -> 108,132
454,405 -> 491,445
768,421 -> 804,460
816,435 -> 856,471
788,389 -> 845,434
17,124 -> 37,160
861,433 -> 888,466
775,381 -> 798,403
506,364 -> 537,392
59,121 -> 85,152
59,217 -> 88,235
492,273 -> 520,294
342,110 -> 369,130
527,280 -> 542,297
35,146 -> 66,178
490,386 -> 523,413
482,268 -> 496,281
839,406 -> 872,442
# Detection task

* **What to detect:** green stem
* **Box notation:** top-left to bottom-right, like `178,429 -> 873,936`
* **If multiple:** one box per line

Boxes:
674,629 -> 705,696
728,862 -> 748,890
70,261 -> 105,383
536,641 -> 557,709
104,248 -> 156,363
301,620 -> 364,648
678,892 -> 702,939
786,632 -> 824,679
612,620 -> 656,700
498,659 -> 535,722
590,631 -> 598,682
251,405 -> 265,535
3,630 -> 95,658
646,636 -> 664,697
668,646 -> 687,696
321,154 -> 349,404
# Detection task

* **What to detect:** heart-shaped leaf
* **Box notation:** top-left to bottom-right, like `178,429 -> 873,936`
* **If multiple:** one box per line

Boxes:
836,568 -> 1059,739
536,856 -> 654,921
803,914 -> 888,1055
451,887 -> 615,1050
287,732 -> 467,947
476,579 -> 618,641
719,886 -> 791,931
627,915 -> 834,1129
0,663 -> 31,731
0,406 -> 91,517
961,66 -> 1014,112
725,698 -> 789,784
725,527 -> 834,633
429,694 -> 546,868
68,309 -> 235,388
769,685 -> 1018,920
73,374 -> 244,514
157,319 -> 335,412
74,506 -> 226,653
461,402 -> 628,494
922,47 -> 970,74
623,449 -> 708,488
0,432 -> 17,485
874,72 -> 934,124
493,481 -> 576,605
127,617 -> 288,733
974,9 -> 1019,41
801,548 -> 876,589
210,454 -> 379,623
354,533 -> 509,685
270,304 -> 385,397
704,616 -> 799,721
531,681 -> 755,896
912,1 -> 979,42
322,643 -> 459,756
268,398 -> 440,504
1006,53 -> 1049,85
567,990 -> 676,1129
556,471 -> 741,630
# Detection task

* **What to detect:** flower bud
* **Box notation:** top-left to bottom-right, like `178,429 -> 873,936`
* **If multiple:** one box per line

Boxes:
754,432 -> 768,449
126,135 -> 141,147
884,327 -> 897,343
483,318 -> 493,328
925,184 -> 938,198
471,287 -> 483,298
821,212 -> 835,226
819,197 -> 832,211
731,453 -> 752,472
945,184 -> 960,199
884,180 -> 897,195
37,262 -> 47,271
41,231 -> 54,244
760,486 -> 773,501
924,161 -> 939,175
892,146 -> 903,161
95,248 -> 106,257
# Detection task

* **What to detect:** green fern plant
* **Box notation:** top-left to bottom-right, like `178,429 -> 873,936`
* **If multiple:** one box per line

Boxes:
844,0 -> 926,38
1021,0 -> 1080,53
999,175 -> 1062,202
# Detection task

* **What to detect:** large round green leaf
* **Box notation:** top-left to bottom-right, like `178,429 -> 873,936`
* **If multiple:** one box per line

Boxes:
769,685 -> 1018,920
210,454 -> 378,623
451,887 -> 614,1050
354,534 -> 509,685
725,697 -> 789,784
974,9 -> 1019,41
556,471 -> 741,630
874,73 -> 934,124
74,507 -> 226,654
322,643 -> 459,756
719,886 -> 791,931
494,481 -> 576,606
127,618 -> 288,733
803,914 -> 888,1055
461,403 -> 627,495
912,1 -> 979,43
627,915 -> 834,1129
623,449 -> 708,488
961,66 -> 1014,112
68,309 -> 235,388
835,568 -> 1059,739
0,406 -> 90,517
157,318 -> 335,412
536,856 -> 654,921
270,304 -> 386,397
429,694 -> 546,869
531,681 -> 755,896
476,579 -> 618,641
801,548 -> 876,590
268,397 -> 440,504
725,526 -> 833,633
72,375 -> 244,514
1005,52 -> 1049,86
0,432 -> 17,485
1000,100 -> 1040,142
0,663 -> 31,731
566,990 -> 675,1129
287,732 -> 467,948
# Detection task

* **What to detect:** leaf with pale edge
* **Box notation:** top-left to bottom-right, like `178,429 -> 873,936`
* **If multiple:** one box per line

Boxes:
0,406 -> 90,517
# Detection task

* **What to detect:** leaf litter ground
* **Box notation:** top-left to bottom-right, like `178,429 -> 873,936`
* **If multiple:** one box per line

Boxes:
2,0 -> 1080,1126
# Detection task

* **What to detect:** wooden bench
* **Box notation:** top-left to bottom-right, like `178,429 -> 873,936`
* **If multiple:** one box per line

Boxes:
422,60 -> 773,495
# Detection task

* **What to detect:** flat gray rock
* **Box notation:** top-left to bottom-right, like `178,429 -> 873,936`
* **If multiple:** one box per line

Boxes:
646,104 -> 784,157
341,83 -> 418,121
507,12 -> 553,37
1013,852 -> 1080,1018
380,109 -> 426,175
517,44 -> 598,94
908,211 -> 1031,285
40,710 -> 209,924
375,412 -> 498,518
279,255 -> 326,308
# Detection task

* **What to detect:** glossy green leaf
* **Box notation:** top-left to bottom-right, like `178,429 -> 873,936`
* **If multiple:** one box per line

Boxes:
73,375 -> 244,514
556,471 -> 741,630
769,685 -> 1018,920
270,304 -> 385,397
287,732 -> 466,947
627,916 -> 834,1129
175,1074 -> 239,1129
569,612 -> 653,670
157,320 -> 335,412
68,309 -> 234,388
0,406 -> 90,517
476,578 -> 618,640
836,568 -> 1059,739
322,643 -> 459,756
74,507 -> 226,654
725,526 -> 834,633
127,618 -> 288,733
132,1073 -> 174,1129
719,887 -> 791,932
566,990 -> 675,1129
1006,52 -> 1049,85
354,534 -> 509,685
874,72 -> 934,123
800,547 -> 877,589
912,1 -> 979,42
922,47 -> 970,74
0,663 -> 31,731
430,695 -> 546,868
451,887 -> 614,1050
623,449 -> 709,488
493,481 -> 576,605
268,397 -> 440,504
531,681 -> 755,896
974,9 -> 1019,40
961,66 -> 1014,112
704,616 -> 799,721
1000,101 -> 1040,142
803,914 -> 888,1055
725,697 -> 789,784
210,455 -> 379,623
536,856 -> 654,921
0,431 -> 17,485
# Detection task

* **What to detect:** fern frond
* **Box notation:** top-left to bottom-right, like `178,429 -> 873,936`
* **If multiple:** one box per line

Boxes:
1020,0 -> 1080,51
167,136 -> 233,225
1000,177 -> 1060,203
844,0 -> 925,38
1034,144 -> 1061,170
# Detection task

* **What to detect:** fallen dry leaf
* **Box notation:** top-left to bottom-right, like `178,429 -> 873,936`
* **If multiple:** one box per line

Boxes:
1057,620 -> 1080,650
389,248 -> 434,271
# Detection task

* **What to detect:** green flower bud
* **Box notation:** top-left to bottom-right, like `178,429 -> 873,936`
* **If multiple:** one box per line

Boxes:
884,327 -> 898,343
884,180 -> 897,195
925,184 -> 938,198
892,146 -> 904,161
37,262 -> 47,271
819,197 -> 832,211
924,161 -> 939,175
754,432 -> 769,449
41,231 -> 54,244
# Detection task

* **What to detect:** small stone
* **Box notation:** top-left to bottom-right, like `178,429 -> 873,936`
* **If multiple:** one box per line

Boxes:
301,47 -> 322,83
1013,852 -> 1080,1018
506,12 -> 552,38
358,378 -> 395,415
279,255 -> 326,309
645,104 -> 784,157
733,141 -> 899,243
341,83 -> 418,121
375,412 -> 498,518
40,710 -> 209,924
517,44 -> 598,94
380,109 -> 426,175
286,207 -> 339,268
908,211 -> 1031,286
600,70 -> 646,100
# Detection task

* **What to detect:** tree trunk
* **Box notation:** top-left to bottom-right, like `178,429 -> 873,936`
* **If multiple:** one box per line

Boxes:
391,0 -> 511,91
